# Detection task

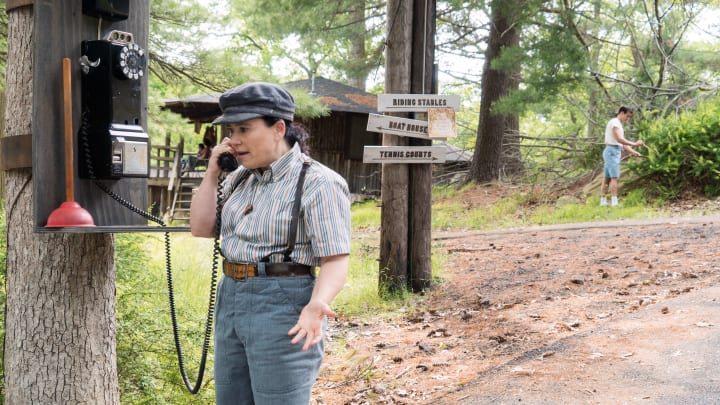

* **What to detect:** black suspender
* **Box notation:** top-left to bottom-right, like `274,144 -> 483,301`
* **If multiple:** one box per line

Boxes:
281,160 -> 312,262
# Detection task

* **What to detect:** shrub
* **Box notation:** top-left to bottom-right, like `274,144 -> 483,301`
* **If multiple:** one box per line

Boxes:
630,98 -> 720,199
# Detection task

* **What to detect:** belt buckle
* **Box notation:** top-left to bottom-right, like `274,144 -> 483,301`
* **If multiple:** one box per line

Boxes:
237,263 -> 253,281
225,262 -> 252,281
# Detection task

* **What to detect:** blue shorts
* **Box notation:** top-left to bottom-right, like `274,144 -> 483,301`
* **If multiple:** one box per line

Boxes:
603,145 -> 622,178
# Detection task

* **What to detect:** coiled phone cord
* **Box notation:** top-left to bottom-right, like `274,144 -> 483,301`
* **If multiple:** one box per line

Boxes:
79,111 -> 219,394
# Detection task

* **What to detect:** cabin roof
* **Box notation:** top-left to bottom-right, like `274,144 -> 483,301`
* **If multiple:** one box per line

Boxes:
285,77 -> 378,114
161,77 -> 377,123
161,93 -> 222,123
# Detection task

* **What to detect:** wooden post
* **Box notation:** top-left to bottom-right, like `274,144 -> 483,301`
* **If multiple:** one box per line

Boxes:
408,0 -> 436,292
379,0 -> 413,294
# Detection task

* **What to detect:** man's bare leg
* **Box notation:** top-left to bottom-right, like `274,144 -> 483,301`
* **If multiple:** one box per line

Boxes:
609,178 -> 619,206
600,178 -> 611,206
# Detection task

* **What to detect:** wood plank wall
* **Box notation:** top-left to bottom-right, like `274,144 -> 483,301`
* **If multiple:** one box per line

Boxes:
303,113 -> 381,195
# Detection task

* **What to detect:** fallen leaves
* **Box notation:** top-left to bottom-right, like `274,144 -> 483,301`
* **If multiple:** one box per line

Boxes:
315,219 -> 720,404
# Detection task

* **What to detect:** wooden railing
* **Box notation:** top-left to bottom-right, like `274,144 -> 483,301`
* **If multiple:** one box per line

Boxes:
147,137 -> 210,221
149,137 -> 183,181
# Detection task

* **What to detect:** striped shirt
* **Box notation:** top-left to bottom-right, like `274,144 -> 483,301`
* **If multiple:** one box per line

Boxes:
219,143 -> 351,266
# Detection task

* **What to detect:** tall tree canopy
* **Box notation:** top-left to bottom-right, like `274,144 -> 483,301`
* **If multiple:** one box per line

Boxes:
228,0 -> 386,89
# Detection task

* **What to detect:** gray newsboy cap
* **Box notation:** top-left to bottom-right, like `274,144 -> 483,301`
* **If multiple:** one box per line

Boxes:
212,82 -> 295,125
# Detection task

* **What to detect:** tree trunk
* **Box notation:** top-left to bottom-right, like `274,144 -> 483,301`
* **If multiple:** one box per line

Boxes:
586,0 -> 601,139
3,6 -> 119,404
347,0 -> 368,90
501,72 -> 523,178
469,0 -> 520,183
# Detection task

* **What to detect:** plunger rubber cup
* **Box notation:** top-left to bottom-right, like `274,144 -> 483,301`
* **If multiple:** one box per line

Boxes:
46,201 -> 96,227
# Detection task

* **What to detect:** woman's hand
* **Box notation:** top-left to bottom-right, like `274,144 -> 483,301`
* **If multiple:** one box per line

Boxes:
288,255 -> 348,351
288,300 -> 337,351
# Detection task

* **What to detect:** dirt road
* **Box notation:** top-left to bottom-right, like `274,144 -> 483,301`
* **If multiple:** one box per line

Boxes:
313,215 -> 720,404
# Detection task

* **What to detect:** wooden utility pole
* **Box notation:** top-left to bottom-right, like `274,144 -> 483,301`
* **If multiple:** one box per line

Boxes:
3,4 -> 119,402
380,0 -> 436,294
409,0 -> 436,292
380,0 -> 412,294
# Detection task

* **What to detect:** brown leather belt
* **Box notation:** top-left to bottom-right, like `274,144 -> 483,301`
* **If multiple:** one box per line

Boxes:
222,261 -> 313,281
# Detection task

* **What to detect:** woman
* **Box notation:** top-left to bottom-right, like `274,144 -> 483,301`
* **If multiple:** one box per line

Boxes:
190,82 -> 351,404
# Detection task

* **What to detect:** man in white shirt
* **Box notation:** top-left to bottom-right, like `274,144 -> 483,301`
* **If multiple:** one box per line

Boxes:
600,106 -> 643,207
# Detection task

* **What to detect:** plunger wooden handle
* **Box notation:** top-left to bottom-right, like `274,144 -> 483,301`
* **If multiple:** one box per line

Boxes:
62,57 -> 74,202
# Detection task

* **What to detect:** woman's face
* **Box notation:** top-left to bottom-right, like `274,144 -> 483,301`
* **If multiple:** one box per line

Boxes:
226,118 -> 288,170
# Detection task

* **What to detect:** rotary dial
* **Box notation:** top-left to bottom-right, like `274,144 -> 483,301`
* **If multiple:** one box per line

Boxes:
116,43 -> 145,80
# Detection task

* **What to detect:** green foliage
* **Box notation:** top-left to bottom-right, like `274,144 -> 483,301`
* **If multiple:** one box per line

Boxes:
629,97 -> 720,199
496,22 -> 588,115
116,233 -> 216,404
228,0 -> 385,84
149,0 -> 244,92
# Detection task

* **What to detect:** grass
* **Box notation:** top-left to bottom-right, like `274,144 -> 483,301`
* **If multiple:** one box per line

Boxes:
527,190 -> 662,225
350,199 -> 382,230
431,186 -> 682,231
138,233 -> 419,320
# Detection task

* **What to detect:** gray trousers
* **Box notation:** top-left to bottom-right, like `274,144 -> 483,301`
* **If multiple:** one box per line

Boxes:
214,275 -> 324,405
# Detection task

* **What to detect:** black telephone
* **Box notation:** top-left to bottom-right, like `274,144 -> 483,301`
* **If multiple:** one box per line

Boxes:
78,29 -> 149,179
218,152 -> 239,172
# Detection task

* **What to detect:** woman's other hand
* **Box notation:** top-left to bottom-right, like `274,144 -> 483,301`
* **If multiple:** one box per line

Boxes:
288,300 -> 337,351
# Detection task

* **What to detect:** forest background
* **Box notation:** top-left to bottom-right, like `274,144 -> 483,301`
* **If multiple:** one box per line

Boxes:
0,0 -> 720,403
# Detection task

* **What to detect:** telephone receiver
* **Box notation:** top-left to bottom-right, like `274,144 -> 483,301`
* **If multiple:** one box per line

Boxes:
218,152 -> 239,172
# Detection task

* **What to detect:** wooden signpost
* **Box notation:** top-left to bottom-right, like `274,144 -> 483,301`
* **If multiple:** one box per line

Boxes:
363,146 -> 446,163
364,93 -> 457,164
366,113 -> 432,139
377,94 -> 460,113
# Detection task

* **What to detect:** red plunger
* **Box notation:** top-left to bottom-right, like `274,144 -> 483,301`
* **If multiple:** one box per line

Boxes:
46,58 -> 96,227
